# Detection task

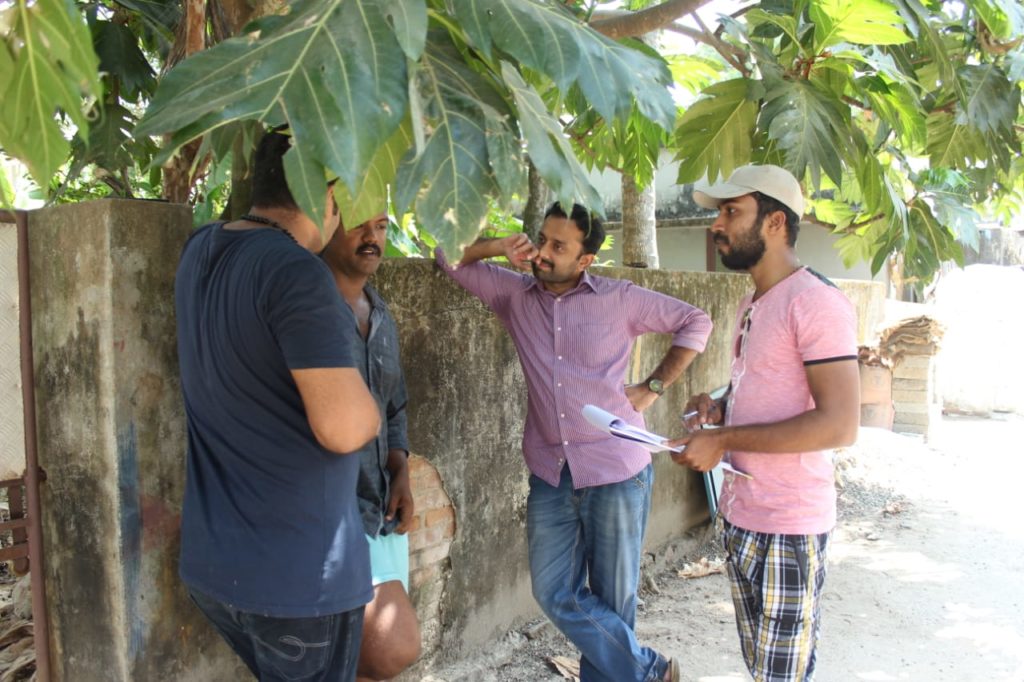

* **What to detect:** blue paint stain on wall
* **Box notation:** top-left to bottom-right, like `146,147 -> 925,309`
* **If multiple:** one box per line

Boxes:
117,421 -> 143,662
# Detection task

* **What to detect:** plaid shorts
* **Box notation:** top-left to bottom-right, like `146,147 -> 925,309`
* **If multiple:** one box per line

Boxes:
722,520 -> 831,682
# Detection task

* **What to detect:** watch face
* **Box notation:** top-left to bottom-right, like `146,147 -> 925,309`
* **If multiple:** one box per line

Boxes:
648,379 -> 665,395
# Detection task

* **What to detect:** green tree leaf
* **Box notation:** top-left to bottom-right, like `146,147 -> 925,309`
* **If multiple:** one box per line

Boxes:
93,20 -> 155,98
393,35 -> 506,249
1,0 -> 100,186
761,79 -> 852,187
673,78 -> 761,184
501,62 -> 604,217
855,76 -> 926,150
336,114 -> 413,229
137,0 -> 411,197
810,0 -> 911,50
451,0 -> 675,132
956,63 -> 1018,138
382,0 -> 427,61
967,0 -> 1024,40
926,111 -> 986,171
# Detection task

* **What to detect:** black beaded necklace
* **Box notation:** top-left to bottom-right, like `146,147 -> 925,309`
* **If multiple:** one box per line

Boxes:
239,213 -> 297,244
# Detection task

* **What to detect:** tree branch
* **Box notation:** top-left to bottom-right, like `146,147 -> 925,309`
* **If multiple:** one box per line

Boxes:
589,0 -> 712,39
664,23 -> 750,77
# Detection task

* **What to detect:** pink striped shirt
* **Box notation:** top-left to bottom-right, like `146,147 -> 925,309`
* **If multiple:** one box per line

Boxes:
436,248 -> 712,488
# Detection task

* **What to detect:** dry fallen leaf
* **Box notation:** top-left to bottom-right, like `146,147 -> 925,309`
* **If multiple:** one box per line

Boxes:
882,501 -> 904,516
548,654 -> 580,681
678,557 -> 725,579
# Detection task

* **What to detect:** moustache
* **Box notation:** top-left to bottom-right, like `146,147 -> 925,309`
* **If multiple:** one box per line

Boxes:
534,258 -> 555,269
356,244 -> 381,257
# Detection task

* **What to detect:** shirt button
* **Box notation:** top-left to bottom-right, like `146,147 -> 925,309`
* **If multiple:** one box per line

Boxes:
555,298 -> 561,302
557,355 -> 562,360
557,327 -> 562,331
560,413 -> 565,418
563,441 -> 568,445
557,383 -> 562,387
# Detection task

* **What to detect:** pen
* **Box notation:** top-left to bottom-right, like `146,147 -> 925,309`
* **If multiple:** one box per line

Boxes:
682,410 -> 699,420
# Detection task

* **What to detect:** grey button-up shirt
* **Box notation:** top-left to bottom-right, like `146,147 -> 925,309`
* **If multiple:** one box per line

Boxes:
349,284 -> 409,536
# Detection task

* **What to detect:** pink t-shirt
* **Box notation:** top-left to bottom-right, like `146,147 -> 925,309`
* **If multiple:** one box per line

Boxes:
718,268 -> 857,535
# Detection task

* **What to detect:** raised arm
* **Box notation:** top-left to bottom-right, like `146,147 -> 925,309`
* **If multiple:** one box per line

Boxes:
459,234 -> 537,270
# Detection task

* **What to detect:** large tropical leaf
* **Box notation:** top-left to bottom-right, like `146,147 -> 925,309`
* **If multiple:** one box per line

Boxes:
926,111 -> 986,171
337,115 -> 414,229
1,0 -> 100,186
501,62 -> 604,217
809,0 -> 911,50
761,79 -> 852,188
673,78 -> 761,185
137,0 -> 418,225
92,20 -> 155,98
450,0 -> 675,132
393,35 -> 511,248
956,64 -> 1018,138
855,76 -> 926,150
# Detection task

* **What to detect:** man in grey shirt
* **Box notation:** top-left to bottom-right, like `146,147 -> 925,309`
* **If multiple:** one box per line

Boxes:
322,210 -> 421,682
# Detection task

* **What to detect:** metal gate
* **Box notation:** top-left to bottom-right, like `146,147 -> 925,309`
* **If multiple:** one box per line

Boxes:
0,209 -> 52,682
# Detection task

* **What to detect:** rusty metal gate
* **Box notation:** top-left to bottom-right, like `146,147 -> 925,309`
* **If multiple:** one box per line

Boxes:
0,209 -> 51,681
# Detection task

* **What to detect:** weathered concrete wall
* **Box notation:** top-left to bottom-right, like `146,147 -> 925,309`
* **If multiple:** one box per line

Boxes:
26,199 -> 885,678
30,200 -> 241,681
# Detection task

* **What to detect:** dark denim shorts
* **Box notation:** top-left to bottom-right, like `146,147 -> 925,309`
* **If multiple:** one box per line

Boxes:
189,589 -> 365,681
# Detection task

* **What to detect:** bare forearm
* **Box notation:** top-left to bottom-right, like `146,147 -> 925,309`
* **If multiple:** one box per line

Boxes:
715,407 -> 858,454
459,238 -> 504,265
386,447 -> 409,475
648,345 -> 699,387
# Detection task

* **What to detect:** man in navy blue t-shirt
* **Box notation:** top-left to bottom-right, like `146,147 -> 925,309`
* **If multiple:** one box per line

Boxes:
175,129 -> 381,682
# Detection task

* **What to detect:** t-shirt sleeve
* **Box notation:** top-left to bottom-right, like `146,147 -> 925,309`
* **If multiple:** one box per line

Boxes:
264,256 -> 356,370
791,286 -> 858,365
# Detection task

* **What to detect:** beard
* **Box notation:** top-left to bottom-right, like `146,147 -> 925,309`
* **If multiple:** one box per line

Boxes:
531,258 -> 576,284
716,221 -> 766,271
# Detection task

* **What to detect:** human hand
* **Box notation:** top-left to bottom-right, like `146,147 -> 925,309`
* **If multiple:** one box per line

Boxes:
666,430 -> 726,473
386,451 -> 415,534
501,234 -> 538,271
625,383 -> 659,413
681,393 -> 724,431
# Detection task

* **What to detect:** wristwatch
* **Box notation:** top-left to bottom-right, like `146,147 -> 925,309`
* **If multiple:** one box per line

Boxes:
646,378 -> 665,395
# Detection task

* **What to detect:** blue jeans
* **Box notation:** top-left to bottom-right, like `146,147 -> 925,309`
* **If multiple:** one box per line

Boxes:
189,589 -> 364,681
527,464 -> 667,682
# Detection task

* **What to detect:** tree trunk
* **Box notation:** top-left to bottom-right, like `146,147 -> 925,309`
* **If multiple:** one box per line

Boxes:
161,0 -> 208,204
621,174 -> 658,268
522,158 -> 550,241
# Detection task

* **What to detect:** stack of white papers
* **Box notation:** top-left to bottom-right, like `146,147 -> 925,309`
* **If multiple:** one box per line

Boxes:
581,404 -> 753,479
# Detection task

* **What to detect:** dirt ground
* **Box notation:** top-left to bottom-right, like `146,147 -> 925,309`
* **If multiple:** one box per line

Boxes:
422,413 -> 1024,682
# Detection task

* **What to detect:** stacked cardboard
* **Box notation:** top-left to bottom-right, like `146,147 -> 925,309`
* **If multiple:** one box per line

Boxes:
879,316 -> 945,436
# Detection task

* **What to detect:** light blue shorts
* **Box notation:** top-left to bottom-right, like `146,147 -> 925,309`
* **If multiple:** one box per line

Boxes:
366,532 -> 410,592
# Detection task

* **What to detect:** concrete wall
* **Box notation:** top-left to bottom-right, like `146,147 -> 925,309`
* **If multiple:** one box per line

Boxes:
29,200 -> 242,681
26,200 -> 885,678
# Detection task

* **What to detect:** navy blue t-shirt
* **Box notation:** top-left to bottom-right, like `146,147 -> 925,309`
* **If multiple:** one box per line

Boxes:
175,223 -> 372,617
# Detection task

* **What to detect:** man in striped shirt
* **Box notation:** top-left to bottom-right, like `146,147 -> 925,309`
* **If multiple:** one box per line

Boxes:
436,202 -> 712,682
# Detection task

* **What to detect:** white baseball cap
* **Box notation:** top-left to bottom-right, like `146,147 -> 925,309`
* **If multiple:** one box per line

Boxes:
692,165 -> 804,217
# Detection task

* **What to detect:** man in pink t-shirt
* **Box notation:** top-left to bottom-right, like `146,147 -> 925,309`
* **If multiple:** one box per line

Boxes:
671,165 -> 860,681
